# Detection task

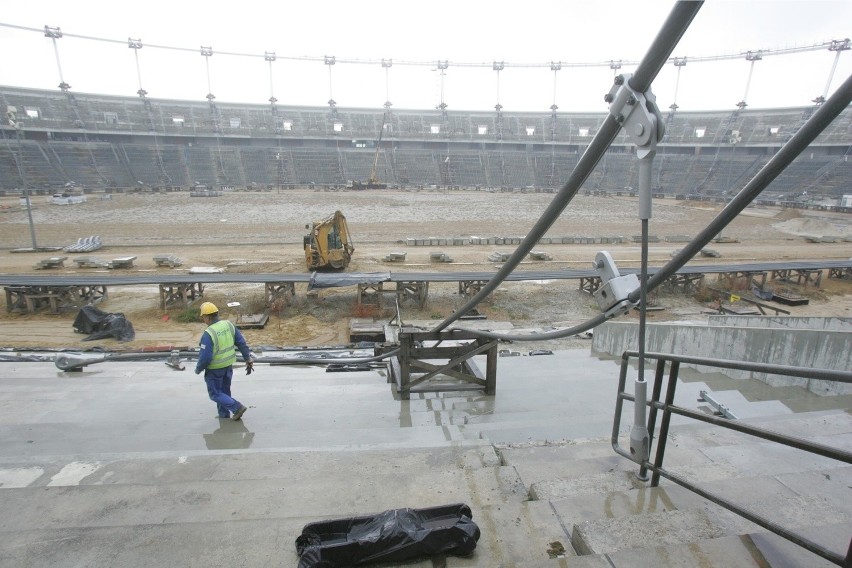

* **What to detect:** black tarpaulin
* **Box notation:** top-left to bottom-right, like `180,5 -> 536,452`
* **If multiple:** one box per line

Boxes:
295,503 -> 480,567
72,305 -> 136,342
308,272 -> 390,290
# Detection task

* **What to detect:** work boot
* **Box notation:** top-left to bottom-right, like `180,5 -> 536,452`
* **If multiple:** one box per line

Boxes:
232,405 -> 247,421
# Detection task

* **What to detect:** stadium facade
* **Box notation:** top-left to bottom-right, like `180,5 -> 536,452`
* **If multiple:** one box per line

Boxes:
1,85 -> 849,204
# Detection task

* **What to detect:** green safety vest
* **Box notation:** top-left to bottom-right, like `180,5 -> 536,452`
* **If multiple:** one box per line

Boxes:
204,319 -> 238,369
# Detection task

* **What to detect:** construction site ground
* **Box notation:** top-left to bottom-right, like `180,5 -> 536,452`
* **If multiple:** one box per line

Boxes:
0,189 -> 850,350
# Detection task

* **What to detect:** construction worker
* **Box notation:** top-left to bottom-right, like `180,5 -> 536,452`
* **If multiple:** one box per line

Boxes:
194,301 -> 254,420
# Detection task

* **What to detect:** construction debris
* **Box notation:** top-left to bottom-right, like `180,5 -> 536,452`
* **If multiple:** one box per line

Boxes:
528,251 -> 553,261
64,236 -> 103,253
73,256 -> 107,268
488,252 -> 511,262
33,257 -> 67,269
153,255 -> 183,268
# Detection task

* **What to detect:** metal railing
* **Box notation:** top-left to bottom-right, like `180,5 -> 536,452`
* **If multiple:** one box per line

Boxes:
612,350 -> 852,566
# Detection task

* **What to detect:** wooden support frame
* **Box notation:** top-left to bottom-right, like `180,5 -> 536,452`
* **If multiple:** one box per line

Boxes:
661,272 -> 705,293
579,276 -> 601,295
718,270 -> 767,290
393,280 -> 428,308
828,266 -> 852,280
357,282 -> 384,307
4,285 -> 108,314
771,268 -> 823,288
389,327 -> 497,400
458,280 -> 488,297
159,282 -> 205,310
265,282 -> 295,306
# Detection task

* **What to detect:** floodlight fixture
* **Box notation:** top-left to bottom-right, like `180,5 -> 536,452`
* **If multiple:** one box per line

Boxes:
745,50 -> 762,62
829,38 -> 851,51
492,61 -> 504,71
673,57 -> 687,67
128,39 -> 147,97
44,26 -> 70,91
265,51 -> 276,62
550,61 -> 561,72
200,46 -> 213,57
437,60 -> 448,70
610,60 -> 622,71
324,55 -> 336,66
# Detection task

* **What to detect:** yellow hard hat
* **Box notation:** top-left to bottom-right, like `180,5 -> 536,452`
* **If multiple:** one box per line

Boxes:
199,302 -> 218,316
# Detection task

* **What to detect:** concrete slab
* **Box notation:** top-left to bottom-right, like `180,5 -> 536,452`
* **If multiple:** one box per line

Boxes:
0,347 -> 848,567
604,532 -> 839,568
571,508 -> 756,556
549,484 -> 712,538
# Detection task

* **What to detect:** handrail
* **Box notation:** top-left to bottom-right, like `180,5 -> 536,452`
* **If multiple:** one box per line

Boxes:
611,350 -> 852,566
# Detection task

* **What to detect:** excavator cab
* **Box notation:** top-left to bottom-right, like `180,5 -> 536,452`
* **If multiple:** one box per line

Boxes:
304,210 -> 354,271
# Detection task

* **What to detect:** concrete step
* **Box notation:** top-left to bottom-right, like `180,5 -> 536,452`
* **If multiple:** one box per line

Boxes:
465,419 -> 623,446
543,466 -> 852,542
572,509 -> 850,565
501,411 -> 852,498
571,508 -> 755,556
602,528 -> 848,568
0,446 -> 593,567
496,409 -> 852,565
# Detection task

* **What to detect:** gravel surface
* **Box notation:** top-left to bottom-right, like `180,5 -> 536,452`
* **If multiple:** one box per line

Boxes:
0,189 -> 849,350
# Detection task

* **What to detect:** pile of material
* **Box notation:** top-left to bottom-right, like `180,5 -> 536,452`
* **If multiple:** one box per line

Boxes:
72,306 -> 135,342
64,236 -> 103,253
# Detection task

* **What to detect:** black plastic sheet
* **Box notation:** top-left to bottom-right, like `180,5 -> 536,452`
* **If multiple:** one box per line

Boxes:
72,305 -> 135,342
308,272 -> 390,290
295,503 -> 480,567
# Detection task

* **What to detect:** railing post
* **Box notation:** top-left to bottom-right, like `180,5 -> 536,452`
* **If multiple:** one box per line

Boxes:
611,353 -> 632,452
651,360 -> 679,487
639,358 -> 667,480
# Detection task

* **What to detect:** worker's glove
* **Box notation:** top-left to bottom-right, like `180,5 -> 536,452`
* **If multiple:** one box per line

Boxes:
245,361 -> 254,375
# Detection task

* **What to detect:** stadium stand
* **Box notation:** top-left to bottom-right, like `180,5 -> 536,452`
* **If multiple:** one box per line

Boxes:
1,86 -> 849,205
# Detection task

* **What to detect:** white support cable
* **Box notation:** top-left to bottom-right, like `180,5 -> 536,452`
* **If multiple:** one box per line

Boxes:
0,22 -> 843,70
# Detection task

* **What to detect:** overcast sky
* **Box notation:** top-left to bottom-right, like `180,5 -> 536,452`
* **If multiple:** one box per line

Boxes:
0,0 -> 850,112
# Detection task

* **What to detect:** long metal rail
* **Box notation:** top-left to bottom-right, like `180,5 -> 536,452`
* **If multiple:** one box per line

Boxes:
0,260 -> 849,287
612,350 -> 852,566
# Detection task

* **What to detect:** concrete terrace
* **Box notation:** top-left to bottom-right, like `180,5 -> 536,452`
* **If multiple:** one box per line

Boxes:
0,346 -> 849,567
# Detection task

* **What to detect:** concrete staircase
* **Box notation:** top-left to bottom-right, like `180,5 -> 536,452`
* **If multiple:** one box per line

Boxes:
0,349 -> 849,566
499,409 -> 852,566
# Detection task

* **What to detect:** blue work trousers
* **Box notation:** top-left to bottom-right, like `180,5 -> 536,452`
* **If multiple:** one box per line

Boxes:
204,367 -> 242,417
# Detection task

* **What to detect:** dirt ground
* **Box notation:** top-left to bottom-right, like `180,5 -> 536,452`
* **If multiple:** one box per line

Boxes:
0,189 -> 850,351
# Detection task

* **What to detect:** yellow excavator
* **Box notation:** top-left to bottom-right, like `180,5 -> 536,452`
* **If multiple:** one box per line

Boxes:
304,210 -> 354,271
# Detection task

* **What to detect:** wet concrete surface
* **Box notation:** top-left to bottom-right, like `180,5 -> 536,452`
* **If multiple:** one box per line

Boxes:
0,348 -> 848,566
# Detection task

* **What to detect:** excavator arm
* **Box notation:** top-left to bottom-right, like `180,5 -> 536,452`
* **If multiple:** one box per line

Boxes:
304,210 -> 354,271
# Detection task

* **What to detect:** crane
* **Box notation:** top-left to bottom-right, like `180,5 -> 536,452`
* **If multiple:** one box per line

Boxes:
351,114 -> 388,190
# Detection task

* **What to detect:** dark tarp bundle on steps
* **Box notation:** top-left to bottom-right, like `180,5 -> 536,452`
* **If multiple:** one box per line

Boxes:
72,306 -> 136,342
295,503 -> 480,567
